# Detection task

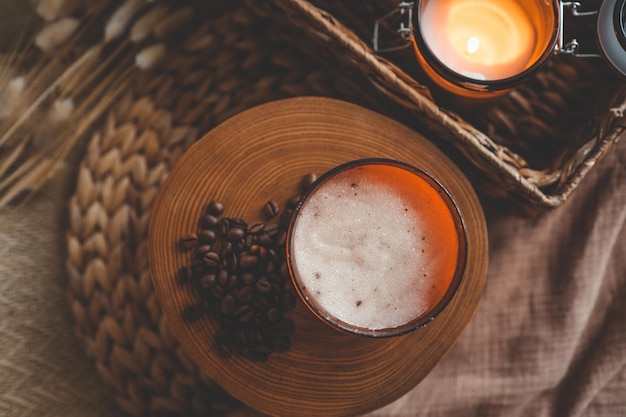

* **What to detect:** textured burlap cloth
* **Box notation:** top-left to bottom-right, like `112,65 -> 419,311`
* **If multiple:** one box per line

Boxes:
1,128 -> 624,417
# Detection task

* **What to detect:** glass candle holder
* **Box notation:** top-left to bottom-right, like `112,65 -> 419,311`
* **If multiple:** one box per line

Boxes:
374,1 -> 626,98
286,159 -> 467,337
412,0 -> 560,98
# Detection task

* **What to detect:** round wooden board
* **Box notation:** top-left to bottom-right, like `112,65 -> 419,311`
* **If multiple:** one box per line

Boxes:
148,97 -> 488,417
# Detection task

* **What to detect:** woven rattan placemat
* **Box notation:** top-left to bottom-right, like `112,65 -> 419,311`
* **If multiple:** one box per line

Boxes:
64,3 -> 419,416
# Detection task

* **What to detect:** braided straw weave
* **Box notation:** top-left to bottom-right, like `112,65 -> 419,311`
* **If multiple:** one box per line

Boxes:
66,2 -> 405,415
251,0 -> 626,213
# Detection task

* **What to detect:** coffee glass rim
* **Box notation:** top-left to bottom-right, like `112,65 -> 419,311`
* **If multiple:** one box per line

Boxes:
286,158 -> 468,338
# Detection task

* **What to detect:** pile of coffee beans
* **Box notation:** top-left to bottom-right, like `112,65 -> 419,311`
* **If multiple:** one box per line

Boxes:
177,173 -> 317,362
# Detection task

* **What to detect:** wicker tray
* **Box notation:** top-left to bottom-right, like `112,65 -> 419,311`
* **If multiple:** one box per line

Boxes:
250,0 -> 626,213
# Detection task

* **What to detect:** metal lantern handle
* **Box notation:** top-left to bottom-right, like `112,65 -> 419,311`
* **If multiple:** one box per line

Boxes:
558,1 -> 602,58
372,2 -> 413,52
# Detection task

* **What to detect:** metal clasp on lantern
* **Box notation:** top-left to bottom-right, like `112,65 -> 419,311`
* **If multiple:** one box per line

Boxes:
373,1 -> 414,52
557,1 -> 602,58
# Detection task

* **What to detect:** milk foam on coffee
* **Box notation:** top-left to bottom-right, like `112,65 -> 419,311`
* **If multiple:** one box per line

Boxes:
290,163 -> 459,331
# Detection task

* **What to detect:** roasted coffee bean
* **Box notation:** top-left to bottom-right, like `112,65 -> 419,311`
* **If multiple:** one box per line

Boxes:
182,305 -> 200,323
300,173 -> 318,192
236,328 -> 249,345
241,272 -> 256,286
248,350 -> 270,362
202,251 -> 220,267
252,294 -> 269,310
245,234 -> 256,247
286,195 -> 301,209
263,200 -> 279,218
253,314 -> 266,327
248,221 -> 265,234
256,276 -> 272,294
218,218 -> 230,235
232,342 -> 246,355
263,223 -> 279,237
257,234 -> 273,247
220,295 -> 236,315
215,328 -> 231,344
177,266 -> 192,285
227,253 -> 239,270
252,344 -> 272,354
235,286 -> 253,303
233,238 -> 246,251
238,309 -> 256,323
267,307 -> 282,323
201,214 -> 219,229
251,329 -> 265,346
201,273 -> 217,289
271,282 -> 284,296
226,227 -> 245,242
276,231 -> 287,246
255,330 -> 268,345
195,244 -> 212,257
198,229 -> 217,244
211,286 -> 225,299
240,254 -> 259,270
227,274 -> 238,289
217,269 -> 229,287
230,217 -> 247,228
220,241 -> 233,257
206,200 -> 225,216
179,234 -> 198,250
234,303 -> 251,316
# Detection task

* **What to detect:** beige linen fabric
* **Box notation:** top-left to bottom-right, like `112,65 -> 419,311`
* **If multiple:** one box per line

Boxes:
0,163 -> 124,417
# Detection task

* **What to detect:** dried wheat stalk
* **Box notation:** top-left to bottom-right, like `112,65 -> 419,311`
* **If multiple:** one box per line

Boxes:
0,0 -> 211,206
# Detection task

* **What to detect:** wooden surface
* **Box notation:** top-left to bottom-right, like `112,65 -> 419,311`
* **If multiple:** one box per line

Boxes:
148,97 -> 488,417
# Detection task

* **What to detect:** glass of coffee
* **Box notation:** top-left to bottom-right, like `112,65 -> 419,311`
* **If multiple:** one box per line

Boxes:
286,159 -> 467,337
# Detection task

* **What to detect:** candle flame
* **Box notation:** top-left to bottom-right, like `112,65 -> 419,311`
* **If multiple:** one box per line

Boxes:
466,37 -> 480,55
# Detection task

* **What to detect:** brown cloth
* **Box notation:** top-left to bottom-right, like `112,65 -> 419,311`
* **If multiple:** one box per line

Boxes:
0,127 -> 624,417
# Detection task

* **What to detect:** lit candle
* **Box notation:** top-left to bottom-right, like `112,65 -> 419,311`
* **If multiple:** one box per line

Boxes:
420,0 -> 537,81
